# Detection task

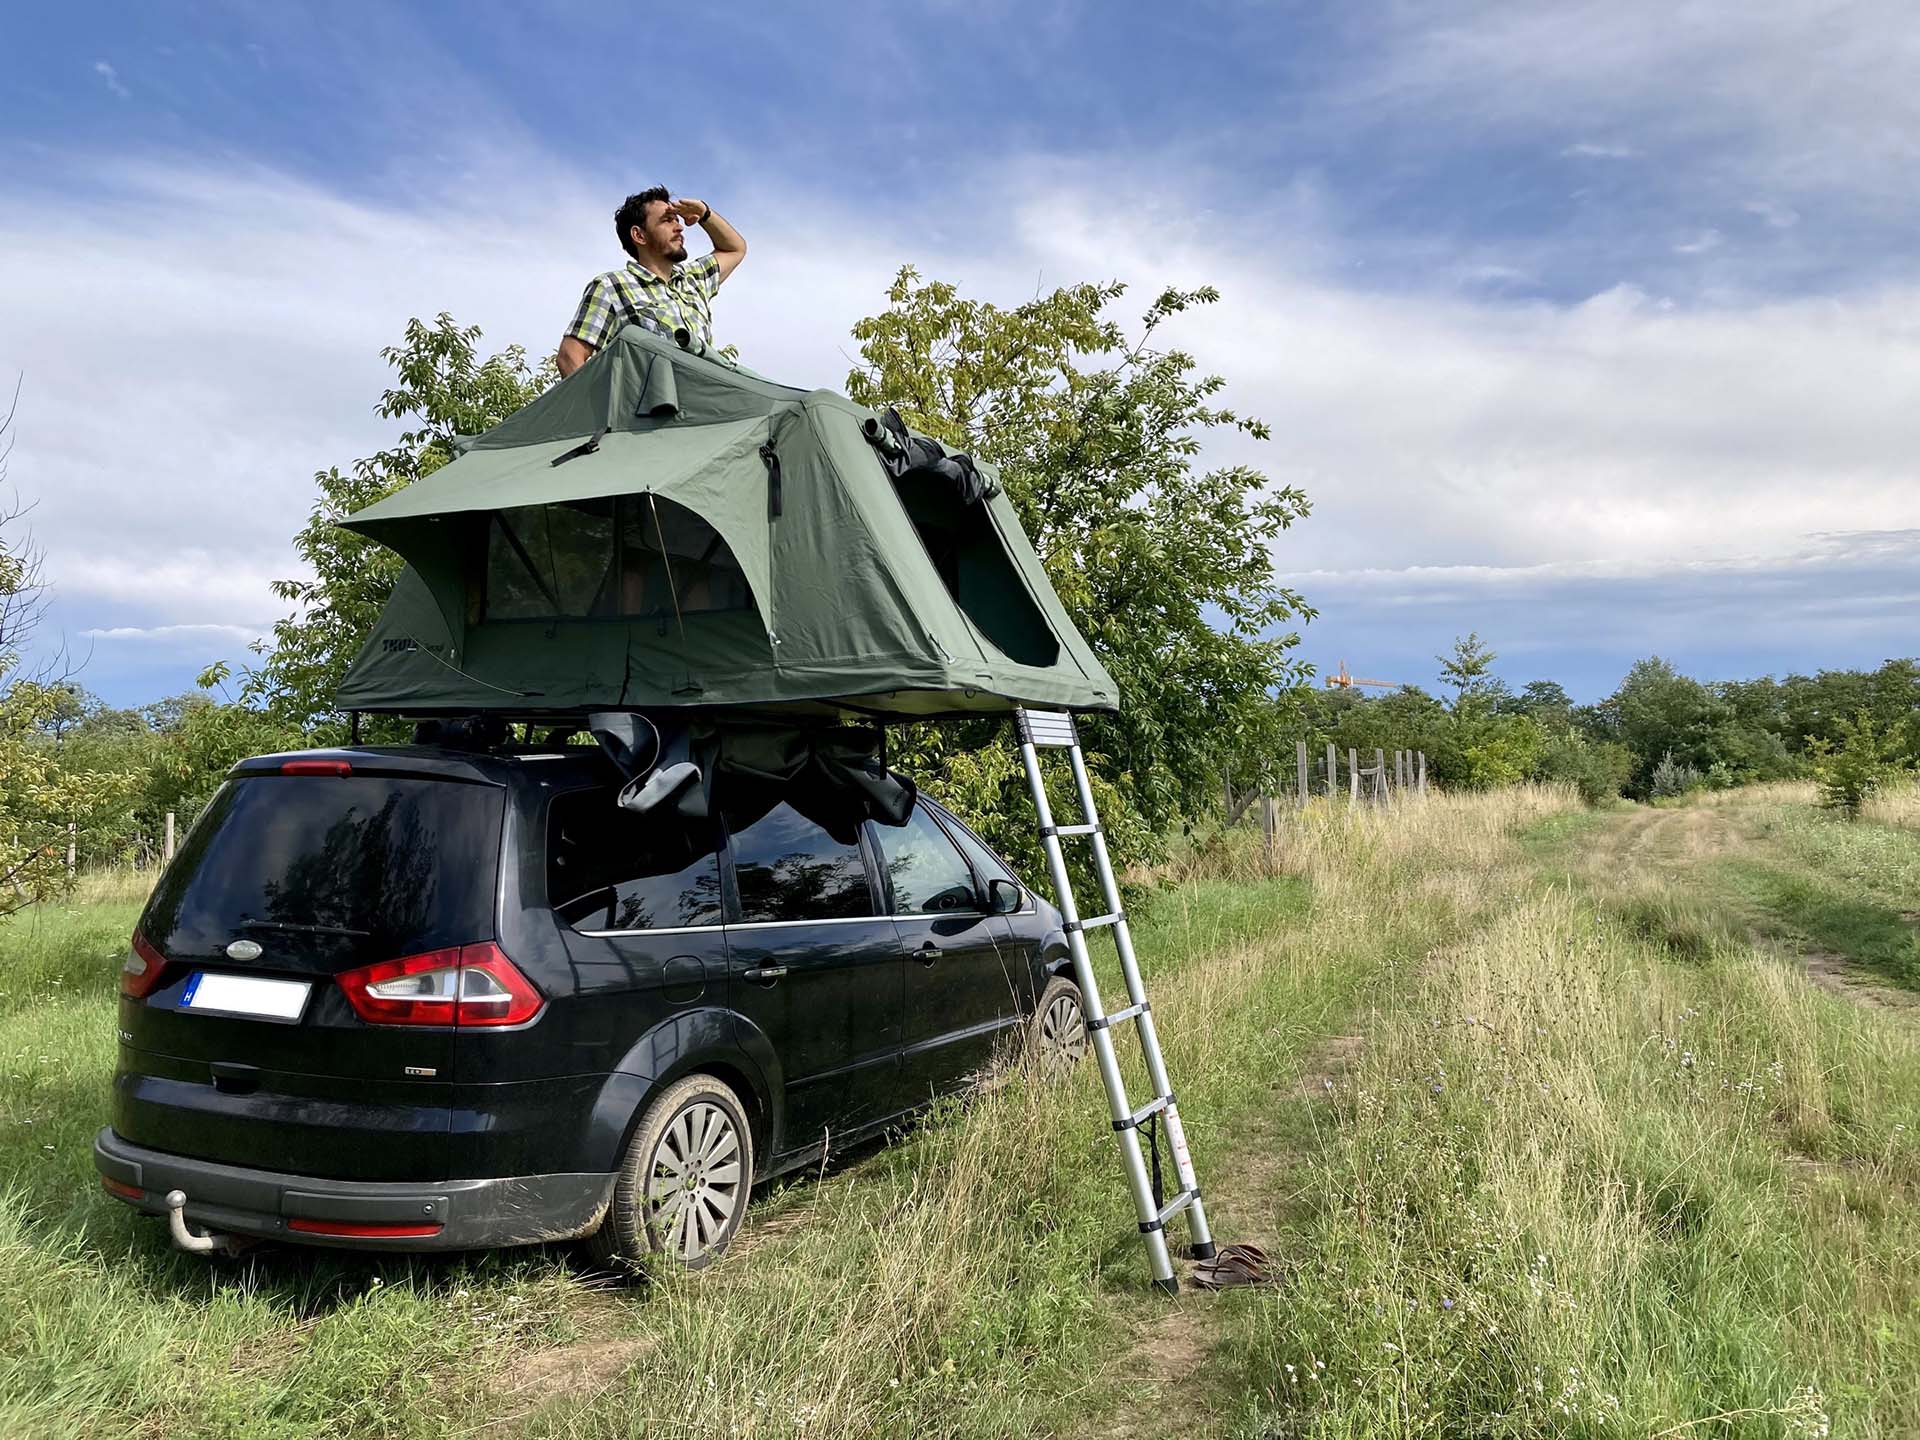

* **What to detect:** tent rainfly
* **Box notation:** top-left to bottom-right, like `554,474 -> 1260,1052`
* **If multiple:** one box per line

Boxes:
336,327 -> 1117,720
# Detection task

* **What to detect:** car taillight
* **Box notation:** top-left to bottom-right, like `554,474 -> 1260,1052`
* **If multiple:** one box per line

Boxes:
120,932 -> 169,999
102,1177 -> 144,1201
336,942 -> 543,1028
281,759 -> 352,777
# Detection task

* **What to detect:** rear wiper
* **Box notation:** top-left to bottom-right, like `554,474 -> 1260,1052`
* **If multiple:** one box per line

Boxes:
236,919 -> 372,938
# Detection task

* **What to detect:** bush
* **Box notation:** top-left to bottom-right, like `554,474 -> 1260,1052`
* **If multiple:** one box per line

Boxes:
1537,731 -> 1634,805
1649,750 -> 1702,799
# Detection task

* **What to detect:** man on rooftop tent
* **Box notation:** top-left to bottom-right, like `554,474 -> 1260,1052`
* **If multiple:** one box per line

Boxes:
557,185 -> 746,377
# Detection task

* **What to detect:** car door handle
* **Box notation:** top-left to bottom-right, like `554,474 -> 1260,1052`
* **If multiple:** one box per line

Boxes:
742,965 -> 786,983
913,942 -> 939,966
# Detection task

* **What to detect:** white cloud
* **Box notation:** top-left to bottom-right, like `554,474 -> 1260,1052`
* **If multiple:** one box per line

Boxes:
1672,229 -> 1724,255
92,61 -> 129,99
1344,1 -> 1920,205
1026,187 -> 1920,573
81,623 -> 264,643
1562,142 -> 1637,159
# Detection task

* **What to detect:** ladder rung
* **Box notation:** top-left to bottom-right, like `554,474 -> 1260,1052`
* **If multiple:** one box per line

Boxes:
1138,1187 -> 1201,1234
1087,1000 -> 1147,1032
1113,1093 -> 1171,1132
1066,911 -> 1122,934
1042,822 -> 1100,838
1015,709 -> 1079,748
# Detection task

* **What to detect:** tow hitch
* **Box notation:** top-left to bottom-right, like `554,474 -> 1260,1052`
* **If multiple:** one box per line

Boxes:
164,1190 -> 255,1257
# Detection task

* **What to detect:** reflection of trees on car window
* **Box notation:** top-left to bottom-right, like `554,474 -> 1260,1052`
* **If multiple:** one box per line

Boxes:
548,788 -> 724,932
727,801 -> 871,922
734,852 -> 868,922
140,778 -> 501,958
264,793 -> 435,945
609,864 -> 723,931
876,808 -> 977,915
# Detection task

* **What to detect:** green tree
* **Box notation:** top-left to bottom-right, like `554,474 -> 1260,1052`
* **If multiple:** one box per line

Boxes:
845,269 -> 1314,864
246,315 -> 555,735
1437,633 -> 1505,717
1809,710 -> 1888,817
1499,679 -> 1574,730
1535,727 -> 1633,805
143,668 -> 307,829
1587,656 -> 1725,797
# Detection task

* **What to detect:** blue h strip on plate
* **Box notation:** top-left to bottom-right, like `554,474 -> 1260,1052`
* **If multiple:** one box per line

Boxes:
177,972 -> 202,1008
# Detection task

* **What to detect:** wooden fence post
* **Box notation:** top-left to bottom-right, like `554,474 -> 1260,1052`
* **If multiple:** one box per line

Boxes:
1375,749 -> 1388,805
1325,742 -> 1336,799
1262,793 -> 1277,863
1418,752 -> 1427,796
1348,748 -> 1359,804
66,822 -> 76,880
1296,741 -> 1309,808
164,811 -> 177,864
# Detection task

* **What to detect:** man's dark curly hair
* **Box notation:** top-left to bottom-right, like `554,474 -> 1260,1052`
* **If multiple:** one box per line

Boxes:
615,186 -> 672,258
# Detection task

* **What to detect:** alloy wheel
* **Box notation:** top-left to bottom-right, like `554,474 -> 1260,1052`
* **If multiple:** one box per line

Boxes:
1038,990 -> 1089,1073
646,1100 -> 745,1260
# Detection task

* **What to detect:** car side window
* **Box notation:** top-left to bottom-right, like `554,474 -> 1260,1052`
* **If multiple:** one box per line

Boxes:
875,806 -> 982,915
547,787 -> 723,931
726,798 -> 876,923
941,812 -> 1022,895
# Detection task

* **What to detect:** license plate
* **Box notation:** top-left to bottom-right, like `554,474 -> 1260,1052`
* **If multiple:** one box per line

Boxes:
178,971 -> 312,1022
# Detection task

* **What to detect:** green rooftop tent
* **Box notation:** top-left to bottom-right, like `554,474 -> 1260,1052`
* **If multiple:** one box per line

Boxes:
335,327 -> 1116,722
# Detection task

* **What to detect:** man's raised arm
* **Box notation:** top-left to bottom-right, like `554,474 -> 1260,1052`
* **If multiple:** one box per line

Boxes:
673,198 -> 747,282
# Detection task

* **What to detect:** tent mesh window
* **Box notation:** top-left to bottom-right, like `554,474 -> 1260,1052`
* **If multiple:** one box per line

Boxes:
893,473 -> 1059,668
484,496 -> 753,622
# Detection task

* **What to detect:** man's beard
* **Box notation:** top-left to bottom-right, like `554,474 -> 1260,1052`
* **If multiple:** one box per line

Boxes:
669,242 -> 689,263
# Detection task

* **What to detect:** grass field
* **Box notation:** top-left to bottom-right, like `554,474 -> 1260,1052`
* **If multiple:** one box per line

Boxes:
1,785 -> 1915,1437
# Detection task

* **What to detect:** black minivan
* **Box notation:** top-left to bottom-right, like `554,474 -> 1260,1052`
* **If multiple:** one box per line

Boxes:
94,743 -> 1089,1266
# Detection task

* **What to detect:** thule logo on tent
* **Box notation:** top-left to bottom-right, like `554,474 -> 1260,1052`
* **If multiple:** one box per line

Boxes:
382,639 -> 444,654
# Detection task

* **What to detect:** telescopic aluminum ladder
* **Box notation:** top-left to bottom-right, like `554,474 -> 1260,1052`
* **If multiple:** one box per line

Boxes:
1014,708 -> 1215,1292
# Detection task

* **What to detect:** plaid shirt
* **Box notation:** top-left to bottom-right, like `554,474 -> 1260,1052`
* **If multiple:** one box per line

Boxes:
567,253 -> 723,352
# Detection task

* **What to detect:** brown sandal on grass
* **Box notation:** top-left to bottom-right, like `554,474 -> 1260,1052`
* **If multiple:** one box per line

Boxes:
1187,1241 -> 1275,1290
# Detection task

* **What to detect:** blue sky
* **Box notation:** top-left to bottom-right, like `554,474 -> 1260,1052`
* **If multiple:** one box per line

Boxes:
4,1 -> 1918,708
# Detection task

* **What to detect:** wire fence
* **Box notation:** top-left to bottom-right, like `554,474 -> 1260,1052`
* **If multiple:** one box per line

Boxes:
1223,742 -> 1428,855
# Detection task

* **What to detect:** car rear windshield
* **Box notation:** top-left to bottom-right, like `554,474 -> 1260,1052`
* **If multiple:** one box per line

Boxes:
141,774 -> 505,963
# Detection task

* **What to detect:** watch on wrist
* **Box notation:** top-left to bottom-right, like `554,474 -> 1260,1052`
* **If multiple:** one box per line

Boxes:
698,203 -> 712,225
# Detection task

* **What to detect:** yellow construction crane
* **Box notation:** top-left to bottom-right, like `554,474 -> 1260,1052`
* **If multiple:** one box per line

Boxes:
1322,660 -> 1398,691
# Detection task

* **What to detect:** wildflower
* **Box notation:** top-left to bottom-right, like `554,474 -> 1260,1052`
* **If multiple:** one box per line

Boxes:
1442,1297 -> 1454,1310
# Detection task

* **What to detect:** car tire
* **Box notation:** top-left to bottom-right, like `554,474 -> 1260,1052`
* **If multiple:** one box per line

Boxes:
1027,974 -> 1090,1076
587,1072 -> 755,1271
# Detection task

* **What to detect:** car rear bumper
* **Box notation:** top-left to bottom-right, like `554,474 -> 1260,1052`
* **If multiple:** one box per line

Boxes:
94,1127 -> 612,1252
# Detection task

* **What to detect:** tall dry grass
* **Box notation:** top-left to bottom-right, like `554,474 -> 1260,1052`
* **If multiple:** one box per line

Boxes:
1861,779 -> 1920,833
